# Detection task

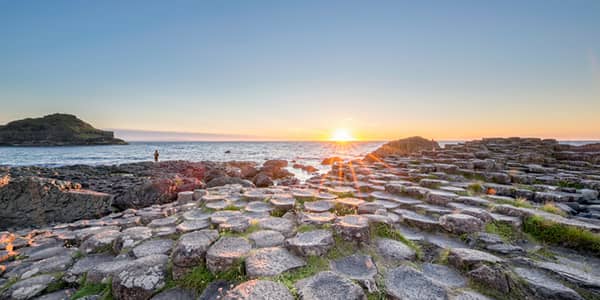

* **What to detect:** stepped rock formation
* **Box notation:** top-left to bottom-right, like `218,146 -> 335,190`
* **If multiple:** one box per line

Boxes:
0,113 -> 126,146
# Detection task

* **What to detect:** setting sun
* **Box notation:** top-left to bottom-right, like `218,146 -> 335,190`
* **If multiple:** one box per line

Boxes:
330,128 -> 356,142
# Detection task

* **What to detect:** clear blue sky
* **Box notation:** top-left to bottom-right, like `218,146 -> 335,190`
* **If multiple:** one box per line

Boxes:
1,1 -> 599,140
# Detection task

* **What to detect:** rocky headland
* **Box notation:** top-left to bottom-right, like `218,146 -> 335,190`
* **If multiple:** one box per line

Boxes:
0,114 -> 127,146
1,136 -> 600,299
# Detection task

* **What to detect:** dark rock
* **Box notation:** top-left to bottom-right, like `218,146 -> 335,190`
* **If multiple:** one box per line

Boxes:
366,136 -> 439,160
205,176 -> 255,188
0,177 -> 112,230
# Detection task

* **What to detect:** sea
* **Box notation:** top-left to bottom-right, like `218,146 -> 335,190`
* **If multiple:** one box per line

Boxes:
0,140 -> 597,179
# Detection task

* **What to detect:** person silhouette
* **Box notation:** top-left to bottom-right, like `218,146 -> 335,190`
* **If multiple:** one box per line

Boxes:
154,150 -> 159,162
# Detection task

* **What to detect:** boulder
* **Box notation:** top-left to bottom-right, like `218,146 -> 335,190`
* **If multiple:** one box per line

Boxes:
0,177 -> 112,230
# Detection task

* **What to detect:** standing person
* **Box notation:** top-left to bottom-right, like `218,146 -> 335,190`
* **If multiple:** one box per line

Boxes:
154,150 -> 159,162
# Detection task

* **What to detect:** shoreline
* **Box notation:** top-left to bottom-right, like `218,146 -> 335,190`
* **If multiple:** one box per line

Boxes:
1,137 -> 600,299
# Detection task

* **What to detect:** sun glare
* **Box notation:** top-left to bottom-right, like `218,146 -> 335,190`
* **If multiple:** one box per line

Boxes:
330,128 -> 356,142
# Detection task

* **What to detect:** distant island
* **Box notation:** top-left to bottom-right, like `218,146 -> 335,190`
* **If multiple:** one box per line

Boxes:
0,113 -> 127,146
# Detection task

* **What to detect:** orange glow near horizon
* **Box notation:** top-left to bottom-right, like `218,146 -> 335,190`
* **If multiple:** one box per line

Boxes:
329,128 -> 357,142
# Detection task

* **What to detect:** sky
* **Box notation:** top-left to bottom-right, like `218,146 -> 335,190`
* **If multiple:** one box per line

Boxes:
1,1 -> 599,141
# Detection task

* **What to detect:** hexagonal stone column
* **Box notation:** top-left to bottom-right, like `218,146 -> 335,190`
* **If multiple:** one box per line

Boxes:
206,237 -> 252,273
384,265 -> 448,300
171,230 -> 219,279
286,230 -> 334,257
296,271 -> 366,300
224,280 -> 294,300
439,214 -> 484,234
245,247 -> 305,277
112,254 -> 169,300
333,215 -> 370,244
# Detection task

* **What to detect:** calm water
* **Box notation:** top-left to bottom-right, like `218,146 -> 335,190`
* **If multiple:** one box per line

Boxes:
0,140 -> 596,170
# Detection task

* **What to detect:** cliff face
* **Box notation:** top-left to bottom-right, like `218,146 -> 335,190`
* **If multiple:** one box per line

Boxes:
0,113 -> 127,146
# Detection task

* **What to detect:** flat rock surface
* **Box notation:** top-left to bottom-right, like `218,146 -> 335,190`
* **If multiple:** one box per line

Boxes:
385,265 -> 448,300
330,254 -> 377,280
206,237 -> 252,273
245,247 -> 305,277
224,280 -> 294,300
296,271 -> 366,300
132,239 -> 174,258
286,230 -> 334,257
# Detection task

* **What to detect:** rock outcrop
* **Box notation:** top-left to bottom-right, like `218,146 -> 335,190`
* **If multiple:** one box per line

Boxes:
0,113 -> 127,146
366,136 -> 439,161
0,176 -> 112,230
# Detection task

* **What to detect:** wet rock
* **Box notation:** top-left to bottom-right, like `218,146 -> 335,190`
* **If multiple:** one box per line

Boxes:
296,271 -> 366,300
171,230 -> 219,268
439,214 -> 484,235
245,247 -> 305,277
132,239 -> 174,258
384,265 -> 448,300
224,280 -> 294,300
206,237 -> 252,273
286,230 -> 334,257
248,230 -> 285,248
112,254 -> 169,300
